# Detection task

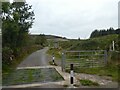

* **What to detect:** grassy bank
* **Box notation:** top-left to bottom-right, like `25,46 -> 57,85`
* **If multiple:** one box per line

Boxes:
47,48 -> 62,59
79,79 -> 99,86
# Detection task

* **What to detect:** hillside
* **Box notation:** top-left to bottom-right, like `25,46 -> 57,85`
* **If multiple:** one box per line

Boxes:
90,28 -> 120,38
30,34 -> 69,47
66,34 -> 119,51
30,34 -> 67,40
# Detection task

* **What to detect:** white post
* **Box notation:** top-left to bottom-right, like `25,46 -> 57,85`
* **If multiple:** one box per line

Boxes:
52,55 -> 55,64
52,54 -> 55,65
70,64 -> 74,86
112,41 -> 115,51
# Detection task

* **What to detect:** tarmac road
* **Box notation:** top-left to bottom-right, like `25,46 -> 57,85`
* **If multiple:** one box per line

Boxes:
18,47 -> 49,67
3,47 -> 65,89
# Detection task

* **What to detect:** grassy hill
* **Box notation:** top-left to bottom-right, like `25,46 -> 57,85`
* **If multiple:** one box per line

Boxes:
47,34 -> 119,63
30,34 -> 69,47
30,34 -> 68,40
68,34 -> 118,51
48,34 -> 118,51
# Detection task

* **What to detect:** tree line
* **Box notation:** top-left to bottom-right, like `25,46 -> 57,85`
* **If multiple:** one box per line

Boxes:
90,27 -> 120,38
2,1 -> 47,72
2,1 -> 34,70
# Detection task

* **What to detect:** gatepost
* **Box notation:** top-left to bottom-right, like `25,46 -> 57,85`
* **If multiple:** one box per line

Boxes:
61,52 -> 65,72
70,64 -> 74,85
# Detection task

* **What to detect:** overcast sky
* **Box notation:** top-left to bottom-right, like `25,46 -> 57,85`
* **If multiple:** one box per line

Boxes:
25,0 -> 119,39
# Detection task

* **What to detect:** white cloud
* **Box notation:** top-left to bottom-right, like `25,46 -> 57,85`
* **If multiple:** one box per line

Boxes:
27,0 -> 119,39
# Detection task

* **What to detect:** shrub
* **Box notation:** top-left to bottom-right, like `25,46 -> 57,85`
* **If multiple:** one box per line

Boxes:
2,47 -> 13,65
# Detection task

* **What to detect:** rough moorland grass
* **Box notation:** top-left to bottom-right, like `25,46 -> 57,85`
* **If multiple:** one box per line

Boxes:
69,34 -> 118,51
80,79 -> 99,86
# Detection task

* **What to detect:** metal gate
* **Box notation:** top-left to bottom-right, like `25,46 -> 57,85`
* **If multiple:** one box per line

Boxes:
61,50 -> 108,71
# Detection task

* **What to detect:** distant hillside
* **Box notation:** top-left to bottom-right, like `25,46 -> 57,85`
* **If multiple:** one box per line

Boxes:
29,33 -> 119,51
90,28 -> 120,38
66,34 -> 119,51
30,34 -> 68,41
45,35 -> 67,39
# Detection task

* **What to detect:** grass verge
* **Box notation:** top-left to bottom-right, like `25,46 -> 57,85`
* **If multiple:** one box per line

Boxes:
79,79 -> 99,86
65,65 -> 119,81
47,48 -> 62,59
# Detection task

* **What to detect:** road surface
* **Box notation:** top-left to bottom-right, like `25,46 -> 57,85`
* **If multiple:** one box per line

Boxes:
2,46 -> 69,89
17,47 -> 64,88
18,47 -> 49,67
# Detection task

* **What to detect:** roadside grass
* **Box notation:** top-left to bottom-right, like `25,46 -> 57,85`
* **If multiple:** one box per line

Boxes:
2,53 -> 30,83
79,79 -> 99,86
47,48 -> 62,59
65,65 -> 119,81
63,84 -> 68,87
